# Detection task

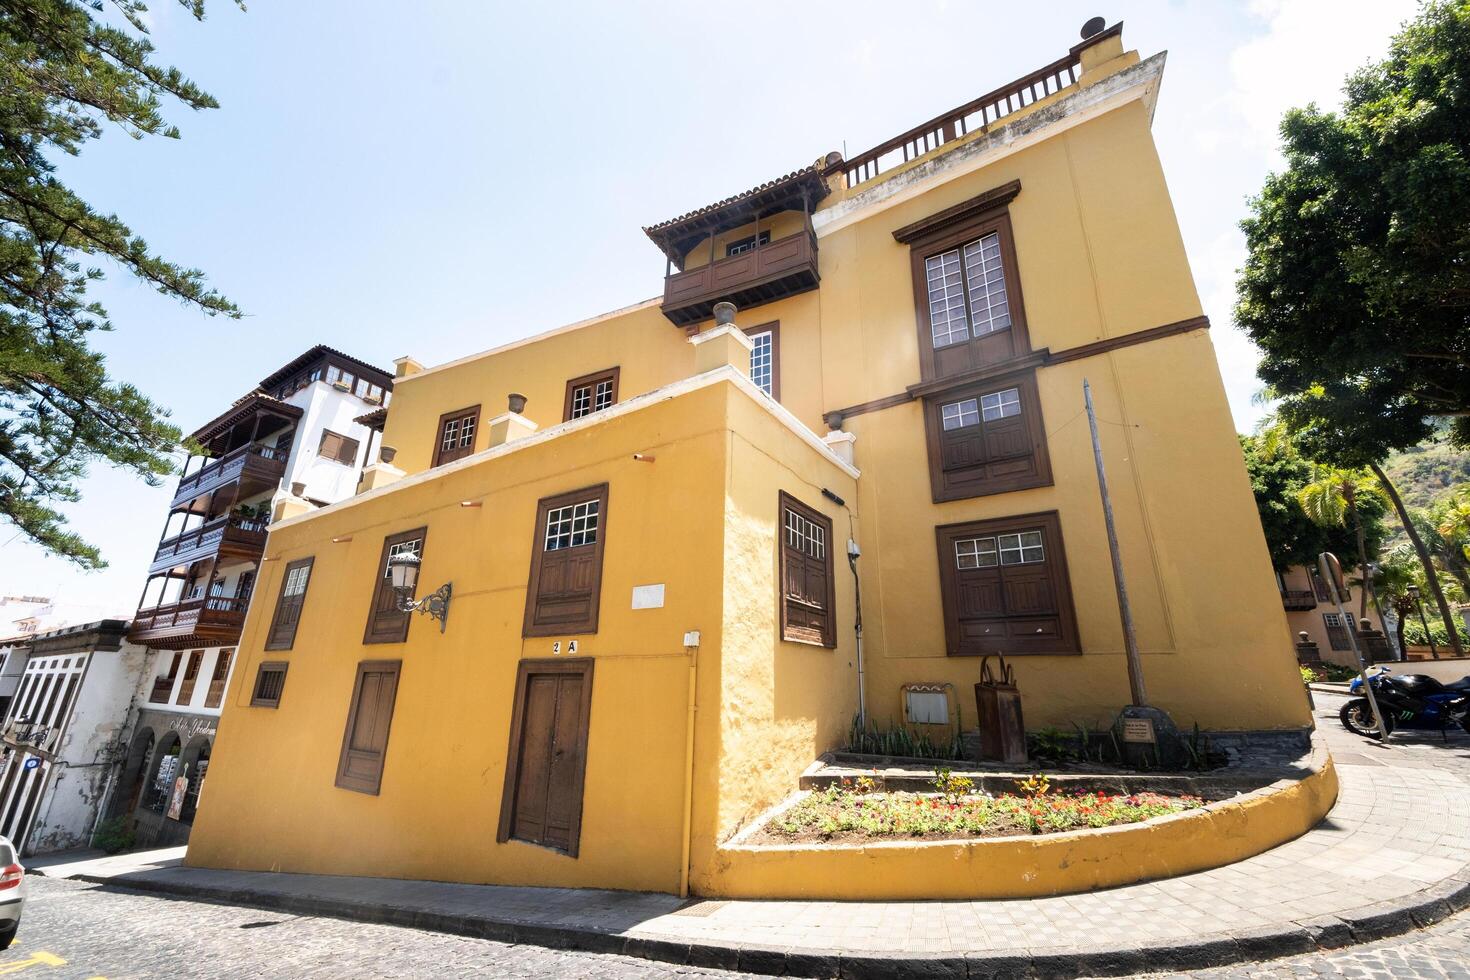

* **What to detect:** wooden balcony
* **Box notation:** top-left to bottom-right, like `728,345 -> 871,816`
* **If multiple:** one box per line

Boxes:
149,515 -> 269,575
661,232 -> 820,327
1282,589 -> 1318,612
128,595 -> 249,648
172,443 -> 287,509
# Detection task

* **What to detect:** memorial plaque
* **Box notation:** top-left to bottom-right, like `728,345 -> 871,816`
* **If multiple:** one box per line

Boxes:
1121,717 -> 1156,743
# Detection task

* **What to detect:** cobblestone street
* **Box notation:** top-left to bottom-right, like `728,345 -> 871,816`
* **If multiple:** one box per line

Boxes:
9,689 -> 1470,978
11,875 -> 756,979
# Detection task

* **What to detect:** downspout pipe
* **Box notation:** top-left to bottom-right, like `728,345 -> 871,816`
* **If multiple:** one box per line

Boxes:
678,633 -> 699,899
847,541 -> 866,731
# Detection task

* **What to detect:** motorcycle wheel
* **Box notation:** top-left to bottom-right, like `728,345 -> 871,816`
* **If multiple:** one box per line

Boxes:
1340,698 -> 1394,739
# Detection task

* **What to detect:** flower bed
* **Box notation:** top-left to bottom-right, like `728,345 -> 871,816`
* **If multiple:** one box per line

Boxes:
751,774 -> 1204,845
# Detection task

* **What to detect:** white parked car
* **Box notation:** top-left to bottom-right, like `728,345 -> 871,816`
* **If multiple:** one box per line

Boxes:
0,837 -> 25,948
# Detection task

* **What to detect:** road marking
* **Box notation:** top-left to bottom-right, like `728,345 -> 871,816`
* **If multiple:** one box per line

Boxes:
0,951 -> 65,973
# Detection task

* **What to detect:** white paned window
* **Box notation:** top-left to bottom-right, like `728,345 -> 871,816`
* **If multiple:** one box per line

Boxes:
961,233 -> 1012,335
980,387 -> 1021,421
570,386 -> 592,419
997,530 -> 1044,565
593,379 -> 615,412
383,538 -> 422,578
545,500 -> 600,551
955,537 -> 998,569
749,331 -> 774,396
440,415 -> 474,450
925,250 -> 969,348
785,509 -> 825,559
941,398 -> 981,431
283,564 -> 310,597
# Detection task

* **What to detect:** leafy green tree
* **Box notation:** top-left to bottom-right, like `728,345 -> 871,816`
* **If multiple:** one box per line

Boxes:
1236,1 -> 1470,654
1296,465 -> 1387,620
1,0 -> 240,567
1239,434 -> 1387,576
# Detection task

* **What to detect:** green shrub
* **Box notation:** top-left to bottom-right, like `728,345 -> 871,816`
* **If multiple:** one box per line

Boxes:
846,716 -> 965,761
1403,618 -> 1470,647
92,815 -> 134,854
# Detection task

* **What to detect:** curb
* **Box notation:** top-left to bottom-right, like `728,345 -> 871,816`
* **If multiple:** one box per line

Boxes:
65,868 -> 1470,978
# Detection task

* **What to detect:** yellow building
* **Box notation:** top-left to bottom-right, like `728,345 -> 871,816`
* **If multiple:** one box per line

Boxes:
188,21 -> 1311,897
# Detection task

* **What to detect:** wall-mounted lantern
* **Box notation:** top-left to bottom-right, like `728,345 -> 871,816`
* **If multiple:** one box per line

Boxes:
387,551 -> 452,633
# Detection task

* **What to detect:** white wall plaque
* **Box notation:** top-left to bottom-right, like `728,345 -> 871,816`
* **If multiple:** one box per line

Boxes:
632,584 -> 665,609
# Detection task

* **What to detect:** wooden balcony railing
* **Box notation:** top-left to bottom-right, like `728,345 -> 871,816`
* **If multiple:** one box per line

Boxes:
1282,589 -> 1318,612
662,231 -> 820,327
172,443 -> 288,508
150,515 -> 269,574
128,595 -> 250,645
830,31 -> 1108,188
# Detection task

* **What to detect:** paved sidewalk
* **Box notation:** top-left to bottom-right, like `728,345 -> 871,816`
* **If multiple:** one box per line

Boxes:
32,695 -> 1470,977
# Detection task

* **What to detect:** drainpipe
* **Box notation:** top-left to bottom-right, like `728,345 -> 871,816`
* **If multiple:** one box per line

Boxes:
847,540 -> 866,730
678,631 -> 700,899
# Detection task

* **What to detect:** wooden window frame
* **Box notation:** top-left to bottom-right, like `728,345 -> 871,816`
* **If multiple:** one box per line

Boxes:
265,556 -> 315,651
778,491 -> 837,649
921,369 -> 1052,502
744,322 -> 781,401
250,661 -> 289,707
523,484 -> 610,637
433,405 -> 481,467
562,367 -> 621,423
335,659 -> 402,796
899,184 -> 1032,383
318,429 -> 361,467
363,528 -> 427,645
497,657 -> 594,857
935,510 -> 1080,657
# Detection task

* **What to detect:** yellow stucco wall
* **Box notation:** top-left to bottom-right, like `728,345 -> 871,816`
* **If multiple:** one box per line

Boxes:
189,377 -> 859,892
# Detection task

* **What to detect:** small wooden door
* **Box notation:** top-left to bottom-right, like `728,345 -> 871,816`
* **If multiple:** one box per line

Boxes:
498,659 -> 594,856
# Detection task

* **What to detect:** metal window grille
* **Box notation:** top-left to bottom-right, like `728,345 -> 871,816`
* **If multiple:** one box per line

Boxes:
941,398 -> 981,431
545,500 -> 600,550
749,332 -> 774,396
980,387 -> 1022,421
955,537 -> 998,568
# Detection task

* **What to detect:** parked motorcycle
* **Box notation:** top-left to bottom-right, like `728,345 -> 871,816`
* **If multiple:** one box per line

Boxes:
1340,667 -> 1470,739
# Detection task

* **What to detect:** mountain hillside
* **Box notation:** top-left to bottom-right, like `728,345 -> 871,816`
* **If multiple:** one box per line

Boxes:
1381,440 -> 1470,511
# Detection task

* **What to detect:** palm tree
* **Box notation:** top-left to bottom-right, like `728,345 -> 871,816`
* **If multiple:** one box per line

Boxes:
1367,548 -> 1419,659
1296,466 -> 1383,621
1369,463 -> 1467,658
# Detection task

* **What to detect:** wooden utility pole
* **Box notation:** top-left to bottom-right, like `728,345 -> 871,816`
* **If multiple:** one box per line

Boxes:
1083,379 -> 1148,707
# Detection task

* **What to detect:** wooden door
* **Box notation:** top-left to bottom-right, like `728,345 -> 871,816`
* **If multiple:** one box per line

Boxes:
498,659 -> 594,856
335,660 -> 402,794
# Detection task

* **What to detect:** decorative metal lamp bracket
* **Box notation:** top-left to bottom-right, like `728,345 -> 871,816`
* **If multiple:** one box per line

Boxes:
397,582 -> 453,633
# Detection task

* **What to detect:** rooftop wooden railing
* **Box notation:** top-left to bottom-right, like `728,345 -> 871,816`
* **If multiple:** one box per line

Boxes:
831,48 -> 1087,188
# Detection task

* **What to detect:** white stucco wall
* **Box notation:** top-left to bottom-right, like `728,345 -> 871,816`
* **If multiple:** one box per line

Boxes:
278,382 -> 381,504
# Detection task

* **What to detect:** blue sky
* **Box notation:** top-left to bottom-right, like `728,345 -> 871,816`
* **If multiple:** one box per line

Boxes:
5,0 -> 1419,611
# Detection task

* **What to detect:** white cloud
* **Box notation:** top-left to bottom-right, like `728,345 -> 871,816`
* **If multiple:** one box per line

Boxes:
1227,0 -> 1418,151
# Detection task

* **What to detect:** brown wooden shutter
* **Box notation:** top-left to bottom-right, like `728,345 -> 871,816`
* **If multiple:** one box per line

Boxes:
498,658 -> 593,856
364,528 -> 426,644
318,429 -> 361,465
335,660 -> 402,795
778,491 -> 837,648
523,485 -> 609,637
924,372 -> 1052,503
936,510 -> 1079,656
204,649 -> 232,708
433,406 -> 480,466
175,650 -> 204,704
265,557 -> 314,651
